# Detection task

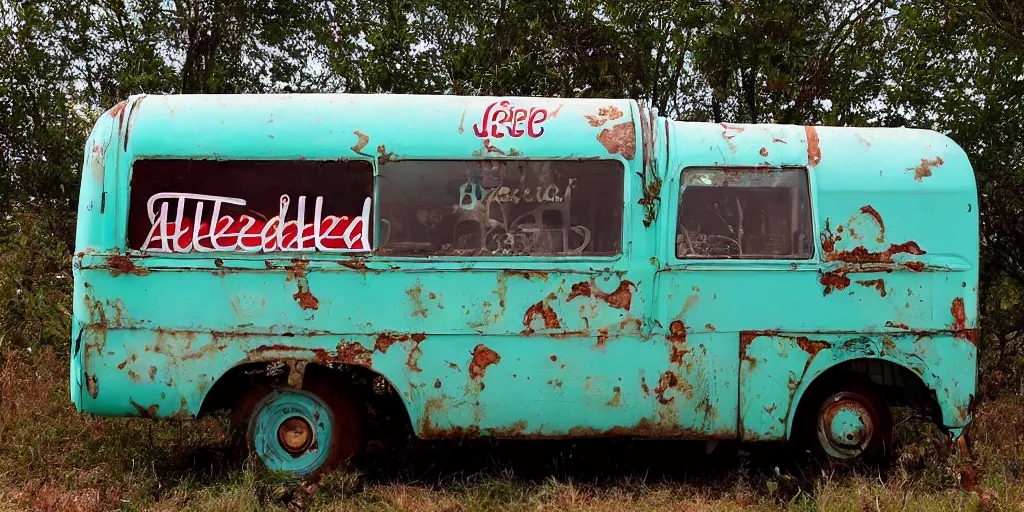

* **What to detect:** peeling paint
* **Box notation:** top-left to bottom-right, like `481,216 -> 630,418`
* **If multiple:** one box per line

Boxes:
351,130 -> 370,155
805,126 -> 821,166
104,255 -> 150,277
909,156 -> 944,182
469,344 -> 500,380
597,122 -> 636,159
585,106 -> 624,127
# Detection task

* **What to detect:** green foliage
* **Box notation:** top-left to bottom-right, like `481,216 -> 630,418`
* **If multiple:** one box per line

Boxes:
0,0 -> 1021,387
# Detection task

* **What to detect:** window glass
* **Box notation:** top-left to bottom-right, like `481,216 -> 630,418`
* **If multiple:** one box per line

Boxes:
377,160 -> 623,256
676,167 -> 813,259
127,159 -> 374,253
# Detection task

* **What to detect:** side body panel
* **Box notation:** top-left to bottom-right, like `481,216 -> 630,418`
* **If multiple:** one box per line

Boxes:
657,122 -> 978,440
73,95 -> 722,438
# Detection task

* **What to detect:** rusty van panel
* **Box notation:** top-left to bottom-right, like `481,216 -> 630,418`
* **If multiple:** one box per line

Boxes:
75,93 -> 978,446
659,121 -> 979,437
739,331 -> 977,440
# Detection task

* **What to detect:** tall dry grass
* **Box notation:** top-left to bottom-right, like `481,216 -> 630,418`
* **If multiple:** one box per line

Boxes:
0,348 -> 1014,511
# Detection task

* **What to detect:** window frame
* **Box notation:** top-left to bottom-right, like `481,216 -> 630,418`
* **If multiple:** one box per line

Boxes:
119,157 -> 377,258
117,156 -> 631,265
370,157 -> 630,261
671,165 -> 816,263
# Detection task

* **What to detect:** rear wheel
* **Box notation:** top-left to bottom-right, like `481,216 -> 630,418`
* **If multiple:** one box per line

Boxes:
231,371 -> 362,476
793,377 -> 894,465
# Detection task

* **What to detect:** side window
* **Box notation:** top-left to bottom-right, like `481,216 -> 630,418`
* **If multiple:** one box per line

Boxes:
676,167 -> 813,259
377,160 -> 624,256
126,159 -> 374,253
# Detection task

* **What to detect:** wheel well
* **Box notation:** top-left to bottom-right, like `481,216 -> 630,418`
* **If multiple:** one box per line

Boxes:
796,358 -> 942,424
198,361 -> 413,438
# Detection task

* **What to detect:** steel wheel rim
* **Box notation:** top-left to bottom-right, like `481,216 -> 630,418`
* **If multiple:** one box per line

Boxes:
249,388 -> 333,475
816,391 -> 876,460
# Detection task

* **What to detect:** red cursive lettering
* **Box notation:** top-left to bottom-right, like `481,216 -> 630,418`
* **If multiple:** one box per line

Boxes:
472,100 -> 550,139
141,193 -> 371,253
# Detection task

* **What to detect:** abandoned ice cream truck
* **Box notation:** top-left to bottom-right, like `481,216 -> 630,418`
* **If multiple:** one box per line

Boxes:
72,94 -> 978,475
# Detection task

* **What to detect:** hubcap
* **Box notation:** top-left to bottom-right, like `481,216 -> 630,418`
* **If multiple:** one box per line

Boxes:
817,393 -> 874,459
278,416 -> 313,453
248,388 -> 334,475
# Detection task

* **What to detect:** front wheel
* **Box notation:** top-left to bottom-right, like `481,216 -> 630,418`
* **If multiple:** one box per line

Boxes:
793,377 -> 894,465
231,372 -> 363,477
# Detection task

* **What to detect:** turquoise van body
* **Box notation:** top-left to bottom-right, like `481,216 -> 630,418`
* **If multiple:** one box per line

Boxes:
72,94 -> 978,455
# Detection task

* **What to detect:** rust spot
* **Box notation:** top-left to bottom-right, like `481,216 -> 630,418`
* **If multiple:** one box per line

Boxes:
765,403 -> 777,415
550,355 -> 558,362
653,371 -> 679,404
292,288 -> 319,310
909,156 -> 943,182
336,341 -> 373,366
482,138 -> 506,155
375,332 -> 409,354
148,366 -> 157,381
469,344 -> 501,380
406,283 -> 428,318
620,317 -> 642,333
856,279 -> 887,297
434,379 -> 441,388
705,323 -> 716,332
105,255 -> 151,277
502,269 -> 549,281
858,206 -> 885,243
805,126 -> 821,166
523,297 -> 561,333
950,297 -> 978,345
406,341 -> 423,372
951,298 -> 967,331
773,138 -> 787,144
486,421 -> 530,437
377,144 -> 396,165
566,281 -> 592,302
825,241 -> 926,264
820,270 -> 852,296
640,375 -> 650,395
597,122 -> 636,159
820,219 -> 838,253
759,147 -> 769,157
885,321 -> 911,330
285,260 -> 319,310
566,279 -> 636,310
598,280 -> 636,310
85,374 -> 99,399
338,260 -> 368,271
593,327 -> 610,351
668,321 -> 689,365
794,337 -> 832,358
740,330 -> 780,368
904,261 -> 926,272
607,386 -> 623,407
585,106 -> 624,127
109,100 -> 128,119
351,130 -> 370,155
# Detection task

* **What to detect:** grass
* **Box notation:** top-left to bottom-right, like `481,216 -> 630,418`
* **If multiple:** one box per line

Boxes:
0,346 -> 1018,511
